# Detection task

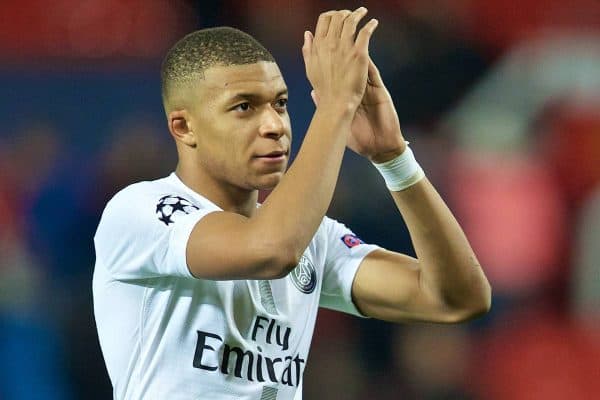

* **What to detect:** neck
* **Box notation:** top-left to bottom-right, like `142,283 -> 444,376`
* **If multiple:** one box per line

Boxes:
175,164 -> 258,218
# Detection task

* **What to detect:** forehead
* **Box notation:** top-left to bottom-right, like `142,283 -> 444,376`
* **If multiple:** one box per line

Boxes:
198,61 -> 287,101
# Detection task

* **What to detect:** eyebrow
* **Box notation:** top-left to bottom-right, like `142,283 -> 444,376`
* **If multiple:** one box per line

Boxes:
226,89 -> 288,104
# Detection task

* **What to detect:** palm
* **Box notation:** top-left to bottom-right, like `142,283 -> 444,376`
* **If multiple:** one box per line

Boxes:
347,59 -> 406,162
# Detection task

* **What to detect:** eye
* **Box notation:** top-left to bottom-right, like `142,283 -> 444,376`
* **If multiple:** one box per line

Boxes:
275,98 -> 288,110
233,102 -> 251,112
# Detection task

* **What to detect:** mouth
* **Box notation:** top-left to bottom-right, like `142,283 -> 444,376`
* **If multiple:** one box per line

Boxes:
254,150 -> 288,161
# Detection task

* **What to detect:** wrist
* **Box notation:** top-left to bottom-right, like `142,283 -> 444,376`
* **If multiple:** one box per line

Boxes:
371,144 -> 425,191
316,99 -> 358,119
313,103 -> 355,135
370,142 -> 408,164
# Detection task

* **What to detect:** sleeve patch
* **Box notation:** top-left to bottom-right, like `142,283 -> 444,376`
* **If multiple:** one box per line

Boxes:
341,234 -> 364,248
155,195 -> 199,226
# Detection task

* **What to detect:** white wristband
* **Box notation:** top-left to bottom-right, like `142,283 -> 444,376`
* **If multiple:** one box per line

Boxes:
372,145 -> 425,191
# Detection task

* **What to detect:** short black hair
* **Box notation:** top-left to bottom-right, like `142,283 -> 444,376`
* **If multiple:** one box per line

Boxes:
161,27 -> 275,109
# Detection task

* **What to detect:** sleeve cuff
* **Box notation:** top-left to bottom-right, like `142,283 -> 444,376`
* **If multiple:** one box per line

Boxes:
322,244 -> 380,317
168,209 -> 219,278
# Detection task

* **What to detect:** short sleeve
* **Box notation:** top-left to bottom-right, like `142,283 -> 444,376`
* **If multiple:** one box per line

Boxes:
319,217 -> 381,316
94,186 -> 216,280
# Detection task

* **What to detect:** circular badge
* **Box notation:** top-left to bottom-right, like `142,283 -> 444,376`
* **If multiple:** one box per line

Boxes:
156,195 -> 199,226
290,255 -> 317,294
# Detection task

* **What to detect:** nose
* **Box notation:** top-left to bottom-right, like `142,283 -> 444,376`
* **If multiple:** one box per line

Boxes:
258,106 -> 285,139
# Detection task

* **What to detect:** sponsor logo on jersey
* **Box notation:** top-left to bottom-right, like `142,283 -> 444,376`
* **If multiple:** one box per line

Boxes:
155,195 -> 199,226
341,233 -> 364,248
289,255 -> 316,294
193,316 -> 306,387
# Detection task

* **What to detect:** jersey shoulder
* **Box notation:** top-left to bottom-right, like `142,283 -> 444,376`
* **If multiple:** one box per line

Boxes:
315,215 -> 361,244
101,175 -> 210,227
94,175 -> 212,279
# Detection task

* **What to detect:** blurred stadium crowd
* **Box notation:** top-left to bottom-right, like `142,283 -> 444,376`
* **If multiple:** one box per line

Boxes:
1,1 -> 599,399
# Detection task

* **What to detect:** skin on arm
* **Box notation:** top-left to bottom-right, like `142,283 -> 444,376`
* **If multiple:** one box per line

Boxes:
319,49 -> 491,323
184,8 -> 379,280
352,178 -> 491,323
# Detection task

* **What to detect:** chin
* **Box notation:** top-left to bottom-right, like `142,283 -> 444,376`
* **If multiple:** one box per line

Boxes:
253,172 -> 284,190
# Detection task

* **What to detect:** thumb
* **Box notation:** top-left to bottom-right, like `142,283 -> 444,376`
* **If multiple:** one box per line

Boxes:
302,31 -> 313,66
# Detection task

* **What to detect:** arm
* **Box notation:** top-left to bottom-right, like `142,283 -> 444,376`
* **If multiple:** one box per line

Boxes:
352,177 -> 491,323
186,8 -> 379,280
343,58 -> 490,322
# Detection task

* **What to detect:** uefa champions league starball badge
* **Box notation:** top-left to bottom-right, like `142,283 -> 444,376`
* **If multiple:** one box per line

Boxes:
155,195 -> 200,226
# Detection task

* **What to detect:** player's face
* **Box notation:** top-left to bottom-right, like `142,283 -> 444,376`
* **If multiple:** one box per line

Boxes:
188,62 -> 291,190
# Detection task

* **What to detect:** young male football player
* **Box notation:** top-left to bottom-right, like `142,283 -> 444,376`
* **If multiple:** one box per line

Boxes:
93,8 -> 491,400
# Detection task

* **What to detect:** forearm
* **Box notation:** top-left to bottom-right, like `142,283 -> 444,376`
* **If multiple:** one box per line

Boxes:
390,178 -> 491,313
253,105 -> 353,264
186,105 -> 354,280
188,9 -> 377,280
252,7 -> 377,269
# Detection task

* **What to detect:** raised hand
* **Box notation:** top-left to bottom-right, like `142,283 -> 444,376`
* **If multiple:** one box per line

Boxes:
307,14 -> 407,163
347,57 -> 407,163
302,8 -> 379,115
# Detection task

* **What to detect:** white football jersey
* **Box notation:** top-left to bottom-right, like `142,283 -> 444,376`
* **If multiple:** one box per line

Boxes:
93,173 -> 379,400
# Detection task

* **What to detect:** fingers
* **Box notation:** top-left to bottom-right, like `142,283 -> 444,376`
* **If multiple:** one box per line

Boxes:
302,30 -> 313,65
314,8 -> 376,47
341,7 -> 368,40
355,18 -> 379,54
327,10 -> 351,39
315,11 -> 335,37
304,8 -> 380,109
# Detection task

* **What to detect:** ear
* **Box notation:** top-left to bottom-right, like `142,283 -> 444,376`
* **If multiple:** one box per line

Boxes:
168,110 -> 196,147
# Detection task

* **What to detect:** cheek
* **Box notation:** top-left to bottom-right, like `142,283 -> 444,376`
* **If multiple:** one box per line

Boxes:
197,128 -> 251,173
283,115 -> 292,140
198,118 -> 244,155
